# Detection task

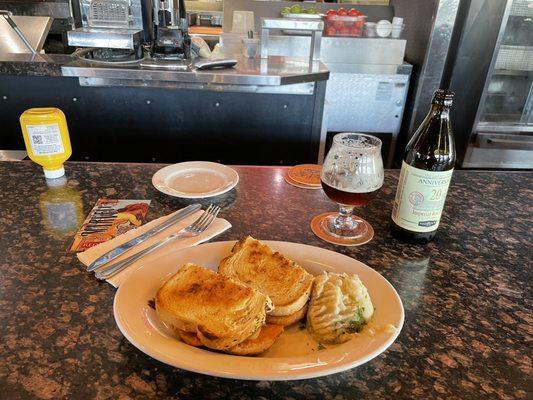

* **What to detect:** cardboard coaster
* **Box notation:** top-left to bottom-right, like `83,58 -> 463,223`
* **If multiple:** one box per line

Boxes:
311,212 -> 374,246
287,164 -> 322,187
284,173 -> 322,190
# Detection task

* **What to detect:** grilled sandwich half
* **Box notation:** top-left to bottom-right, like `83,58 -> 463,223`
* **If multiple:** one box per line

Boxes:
219,236 -> 314,326
155,263 -> 283,355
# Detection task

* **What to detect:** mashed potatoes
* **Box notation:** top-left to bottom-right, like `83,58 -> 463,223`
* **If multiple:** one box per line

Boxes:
307,272 -> 374,343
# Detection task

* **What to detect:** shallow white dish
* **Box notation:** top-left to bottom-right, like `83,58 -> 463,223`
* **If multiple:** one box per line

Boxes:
114,241 -> 404,380
152,161 -> 239,199
376,19 -> 392,37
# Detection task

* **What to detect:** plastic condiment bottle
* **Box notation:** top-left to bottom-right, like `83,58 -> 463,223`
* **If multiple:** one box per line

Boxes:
19,107 -> 72,179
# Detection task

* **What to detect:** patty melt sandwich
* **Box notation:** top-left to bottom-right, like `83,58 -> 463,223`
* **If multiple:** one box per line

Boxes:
155,263 -> 283,356
219,236 -> 314,326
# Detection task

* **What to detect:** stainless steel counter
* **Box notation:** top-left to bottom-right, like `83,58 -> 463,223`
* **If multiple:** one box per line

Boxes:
61,56 -> 329,92
0,52 -> 328,164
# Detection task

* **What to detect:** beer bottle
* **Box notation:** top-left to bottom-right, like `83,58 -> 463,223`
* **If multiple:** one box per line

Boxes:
390,89 -> 456,244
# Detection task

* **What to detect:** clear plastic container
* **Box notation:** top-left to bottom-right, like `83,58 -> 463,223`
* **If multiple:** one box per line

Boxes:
242,38 -> 260,58
364,22 -> 377,37
325,15 -> 366,37
391,23 -> 405,39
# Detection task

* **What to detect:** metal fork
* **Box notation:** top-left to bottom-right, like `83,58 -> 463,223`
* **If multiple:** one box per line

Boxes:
95,204 -> 221,280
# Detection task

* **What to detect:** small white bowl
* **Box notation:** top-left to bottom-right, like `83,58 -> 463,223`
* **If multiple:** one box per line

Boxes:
376,20 -> 392,37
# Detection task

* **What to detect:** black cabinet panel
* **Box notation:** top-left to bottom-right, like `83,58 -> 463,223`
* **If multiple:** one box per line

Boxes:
0,75 -> 324,165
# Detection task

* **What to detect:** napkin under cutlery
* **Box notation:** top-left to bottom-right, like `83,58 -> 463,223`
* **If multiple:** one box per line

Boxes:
77,208 -> 231,287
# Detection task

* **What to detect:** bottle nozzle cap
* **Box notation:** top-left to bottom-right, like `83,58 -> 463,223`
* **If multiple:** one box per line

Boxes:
43,166 -> 65,179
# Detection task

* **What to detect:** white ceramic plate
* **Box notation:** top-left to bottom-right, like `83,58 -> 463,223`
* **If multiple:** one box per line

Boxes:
152,161 -> 239,199
114,241 -> 404,380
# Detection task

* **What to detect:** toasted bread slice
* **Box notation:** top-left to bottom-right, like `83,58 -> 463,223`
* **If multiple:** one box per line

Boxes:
266,304 -> 308,326
179,324 -> 284,356
219,236 -> 314,317
179,330 -> 202,347
156,263 -> 269,350
226,324 -> 284,356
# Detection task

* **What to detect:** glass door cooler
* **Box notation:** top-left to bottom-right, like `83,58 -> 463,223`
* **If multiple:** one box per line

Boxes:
449,0 -> 533,169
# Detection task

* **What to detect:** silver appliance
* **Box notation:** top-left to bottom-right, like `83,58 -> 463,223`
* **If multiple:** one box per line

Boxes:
0,11 -> 52,54
67,0 -> 190,59
68,0 -> 148,50
448,0 -> 533,169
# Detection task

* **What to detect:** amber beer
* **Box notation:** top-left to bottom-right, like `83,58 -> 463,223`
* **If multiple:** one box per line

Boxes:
390,89 -> 456,244
321,180 -> 379,206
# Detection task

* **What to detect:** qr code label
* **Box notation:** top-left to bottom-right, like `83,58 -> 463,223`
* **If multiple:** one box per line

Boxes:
26,124 -> 65,155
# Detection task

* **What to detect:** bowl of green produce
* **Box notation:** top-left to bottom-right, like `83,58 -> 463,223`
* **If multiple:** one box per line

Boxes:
280,5 -> 323,35
281,4 -> 320,16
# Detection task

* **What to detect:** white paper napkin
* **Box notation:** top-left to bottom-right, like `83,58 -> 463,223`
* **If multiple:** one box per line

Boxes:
77,208 -> 231,287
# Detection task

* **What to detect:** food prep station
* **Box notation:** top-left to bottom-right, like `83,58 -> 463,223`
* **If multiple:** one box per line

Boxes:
0,0 -> 330,165
0,0 -> 413,166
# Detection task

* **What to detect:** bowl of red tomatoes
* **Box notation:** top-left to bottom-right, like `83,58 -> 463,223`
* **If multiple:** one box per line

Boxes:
324,8 -> 366,37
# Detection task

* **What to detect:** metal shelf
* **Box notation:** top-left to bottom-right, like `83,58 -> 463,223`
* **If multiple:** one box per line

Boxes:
477,121 -> 533,133
493,68 -> 533,76
495,45 -> 533,71
510,0 -> 533,17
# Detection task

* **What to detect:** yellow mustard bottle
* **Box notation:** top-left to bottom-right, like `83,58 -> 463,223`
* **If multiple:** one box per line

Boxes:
20,107 -> 72,179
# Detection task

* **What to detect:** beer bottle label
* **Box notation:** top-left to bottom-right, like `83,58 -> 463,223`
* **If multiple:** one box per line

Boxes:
392,161 -> 453,233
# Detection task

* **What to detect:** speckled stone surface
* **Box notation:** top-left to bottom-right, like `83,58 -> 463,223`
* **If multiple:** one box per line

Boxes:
0,161 -> 531,400
0,53 -> 71,77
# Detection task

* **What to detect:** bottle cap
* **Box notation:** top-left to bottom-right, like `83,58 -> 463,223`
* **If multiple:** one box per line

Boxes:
43,166 -> 65,179
45,175 -> 68,187
433,89 -> 454,105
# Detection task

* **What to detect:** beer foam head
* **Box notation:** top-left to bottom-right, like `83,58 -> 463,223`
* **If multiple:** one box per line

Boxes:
322,133 -> 384,193
334,133 -> 382,150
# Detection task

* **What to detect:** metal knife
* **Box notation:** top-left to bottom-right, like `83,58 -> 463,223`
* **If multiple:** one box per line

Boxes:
86,203 -> 201,271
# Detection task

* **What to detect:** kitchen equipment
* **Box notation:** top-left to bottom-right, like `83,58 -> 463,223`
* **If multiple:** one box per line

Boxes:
95,205 -> 220,279
87,204 -> 201,271
223,32 -> 410,166
67,0 -> 190,60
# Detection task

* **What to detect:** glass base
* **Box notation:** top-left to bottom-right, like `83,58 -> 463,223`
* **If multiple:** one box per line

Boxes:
311,212 -> 374,246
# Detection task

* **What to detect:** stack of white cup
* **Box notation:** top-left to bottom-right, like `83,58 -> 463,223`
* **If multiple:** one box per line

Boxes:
392,17 -> 404,39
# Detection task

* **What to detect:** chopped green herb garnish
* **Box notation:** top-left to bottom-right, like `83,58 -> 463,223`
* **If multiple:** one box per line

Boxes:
318,343 -> 326,350
346,306 -> 367,333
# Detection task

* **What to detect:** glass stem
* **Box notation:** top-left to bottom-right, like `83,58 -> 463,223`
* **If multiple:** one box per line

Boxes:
334,205 -> 357,230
